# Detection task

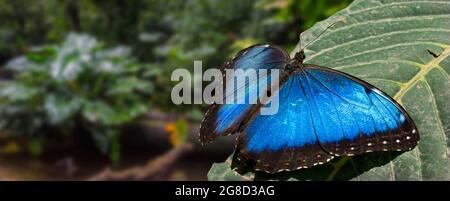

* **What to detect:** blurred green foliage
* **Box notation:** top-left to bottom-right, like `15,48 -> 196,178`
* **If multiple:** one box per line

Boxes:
267,0 -> 351,29
0,0 -> 351,98
0,33 -> 157,160
0,0 -> 351,158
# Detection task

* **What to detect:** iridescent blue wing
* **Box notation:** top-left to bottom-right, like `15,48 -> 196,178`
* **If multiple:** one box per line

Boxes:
236,72 -> 333,173
301,65 -> 418,156
236,66 -> 418,173
199,44 -> 290,143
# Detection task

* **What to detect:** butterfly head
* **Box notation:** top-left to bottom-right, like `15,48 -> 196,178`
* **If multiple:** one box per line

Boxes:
292,50 -> 305,67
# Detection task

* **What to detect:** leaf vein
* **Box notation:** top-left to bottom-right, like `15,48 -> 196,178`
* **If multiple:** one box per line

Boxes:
323,42 -> 446,66
307,28 -> 450,61
414,146 -> 424,180
364,77 -> 405,86
423,78 -> 449,157
347,1 -> 450,16
334,59 -> 423,70
303,14 -> 450,55
394,46 -> 450,100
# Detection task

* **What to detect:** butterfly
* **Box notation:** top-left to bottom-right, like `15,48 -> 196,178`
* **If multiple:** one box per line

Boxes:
199,43 -> 419,174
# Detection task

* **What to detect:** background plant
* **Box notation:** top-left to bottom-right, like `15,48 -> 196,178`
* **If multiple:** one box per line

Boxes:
0,33 -> 158,160
0,0 -> 352,115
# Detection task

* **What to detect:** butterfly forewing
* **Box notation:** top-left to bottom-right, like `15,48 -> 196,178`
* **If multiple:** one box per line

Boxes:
199,44 -> 290,143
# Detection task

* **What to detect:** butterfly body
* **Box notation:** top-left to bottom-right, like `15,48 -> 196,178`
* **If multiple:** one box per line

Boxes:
200,44 -> 419,173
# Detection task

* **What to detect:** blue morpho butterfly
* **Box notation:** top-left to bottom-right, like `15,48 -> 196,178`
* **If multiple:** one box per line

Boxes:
199,41 -> 419,174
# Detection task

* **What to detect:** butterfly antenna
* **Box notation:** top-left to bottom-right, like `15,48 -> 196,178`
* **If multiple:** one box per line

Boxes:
300,17 -> 345,52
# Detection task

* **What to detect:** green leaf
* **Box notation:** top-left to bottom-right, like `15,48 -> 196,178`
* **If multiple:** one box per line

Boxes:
209,0 -> 450,181
106,77 -> 153,95
82,101 -> 126,126
82,100 -> 147,126
25,46 -> 56,63
208,156 -> 254,181
44,95 -> 82,125
0,82 -> 39,102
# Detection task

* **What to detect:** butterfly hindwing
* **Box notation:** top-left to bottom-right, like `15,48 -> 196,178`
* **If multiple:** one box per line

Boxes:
236,65 -> 418,173
199,44 -> 290,143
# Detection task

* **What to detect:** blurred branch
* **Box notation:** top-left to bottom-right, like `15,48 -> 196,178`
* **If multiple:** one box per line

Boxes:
87,143 -> 193,181
134,110 -> 235,155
